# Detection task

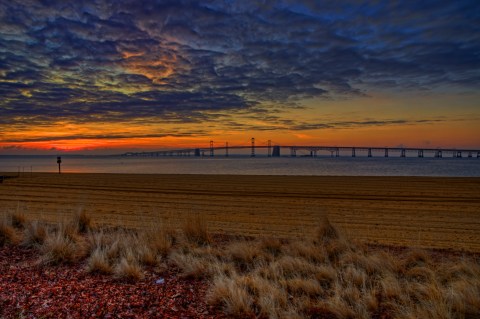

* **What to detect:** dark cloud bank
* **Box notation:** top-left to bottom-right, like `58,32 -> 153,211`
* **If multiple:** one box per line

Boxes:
0,0 -> 479,133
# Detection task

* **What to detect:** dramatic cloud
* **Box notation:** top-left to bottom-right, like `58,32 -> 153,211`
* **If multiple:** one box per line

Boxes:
0,0 -> 479,147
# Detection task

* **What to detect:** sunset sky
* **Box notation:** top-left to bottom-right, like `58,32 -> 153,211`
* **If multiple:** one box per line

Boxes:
1,0 -> 479,154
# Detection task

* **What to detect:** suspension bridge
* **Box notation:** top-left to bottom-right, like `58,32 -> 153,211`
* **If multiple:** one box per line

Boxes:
122,138 -> 480,158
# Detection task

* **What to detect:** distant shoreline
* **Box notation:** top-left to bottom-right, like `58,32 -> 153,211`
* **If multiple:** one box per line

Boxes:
3,172 -> 480,180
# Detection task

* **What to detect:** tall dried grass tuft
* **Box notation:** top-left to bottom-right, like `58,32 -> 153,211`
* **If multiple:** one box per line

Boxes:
315,216 -> 339,243
169,251 -> 210,278
182,213 -> 211,245
243,275 -> 288,318
86,247 -> 112,274
0,216 -> 18,246
401,248 -> 432,271
138,245 -> 158,266
259,237 -> 283,256
22,220 -> 47,247
343,265 -> 367,288
285,277 -> 322,297
11,212 -> 27,229
448,278 -> 480,316
207,274 -> 254,317
269,256 -> 318,280
380,274 -> 404,302
60,220 -> 82,242
87,229 -> 110,250
314,296 -> 357,319
226,240 -> 265,271
142,223 -> 175,257
40,230 -> 78,265
438,259 -> 480,284
325,237 -> 351,264
315,265 -> 337,289
73,210 -> 93,233
113,257 -> 144,281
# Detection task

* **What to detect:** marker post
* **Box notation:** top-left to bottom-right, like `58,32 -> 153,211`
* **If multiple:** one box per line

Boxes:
57,156 -> 62,174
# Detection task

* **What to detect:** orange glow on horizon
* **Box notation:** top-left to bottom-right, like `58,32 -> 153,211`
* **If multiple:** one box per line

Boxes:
2,103 -> 479,155
2,121 -> 479,154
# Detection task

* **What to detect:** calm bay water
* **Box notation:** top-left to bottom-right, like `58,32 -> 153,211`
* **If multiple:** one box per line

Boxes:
1,155 -> 480,177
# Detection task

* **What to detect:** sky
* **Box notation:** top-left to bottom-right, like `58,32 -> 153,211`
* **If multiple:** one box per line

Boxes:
1,0 -> 479,155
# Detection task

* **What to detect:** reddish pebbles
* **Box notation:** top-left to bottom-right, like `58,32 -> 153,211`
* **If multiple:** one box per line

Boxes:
0,245 -> 226,319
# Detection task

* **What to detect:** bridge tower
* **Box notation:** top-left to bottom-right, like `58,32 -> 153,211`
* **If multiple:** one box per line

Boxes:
401,149 -> 406,157
251,138 -> 255,157
268,140 -> 272,157
210,140 -> 214,157
226,142 -> 229,157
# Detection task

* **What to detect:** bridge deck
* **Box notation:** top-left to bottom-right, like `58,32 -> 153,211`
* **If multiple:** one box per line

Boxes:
123,145 -> 480,157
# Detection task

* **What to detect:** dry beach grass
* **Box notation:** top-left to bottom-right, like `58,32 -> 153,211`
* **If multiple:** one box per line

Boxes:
1,173 -> 480,318
1,212 -> 479,318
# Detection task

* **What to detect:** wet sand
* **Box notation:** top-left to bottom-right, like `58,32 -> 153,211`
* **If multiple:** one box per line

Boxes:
1,173 -> 479,252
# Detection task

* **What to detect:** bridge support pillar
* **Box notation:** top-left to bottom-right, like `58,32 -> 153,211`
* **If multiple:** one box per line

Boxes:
385,148 -> 389,157
272,145 -> 281,157
268,140 -> 272,157
477,152 -> 480,158
401,149 -> 405,157
368,148 -> 372,157
468,152 -> 472,158
456,151 -> 462,158
210,140 -> 214,157
352,148 -> 356,157
418,150 -> 424,158
435,150 -> 442,158
291,148 -> 296,157
226,142 -> 229,157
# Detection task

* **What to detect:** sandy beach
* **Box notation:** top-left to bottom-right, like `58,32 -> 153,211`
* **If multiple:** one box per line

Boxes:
1,173 -> 479,252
